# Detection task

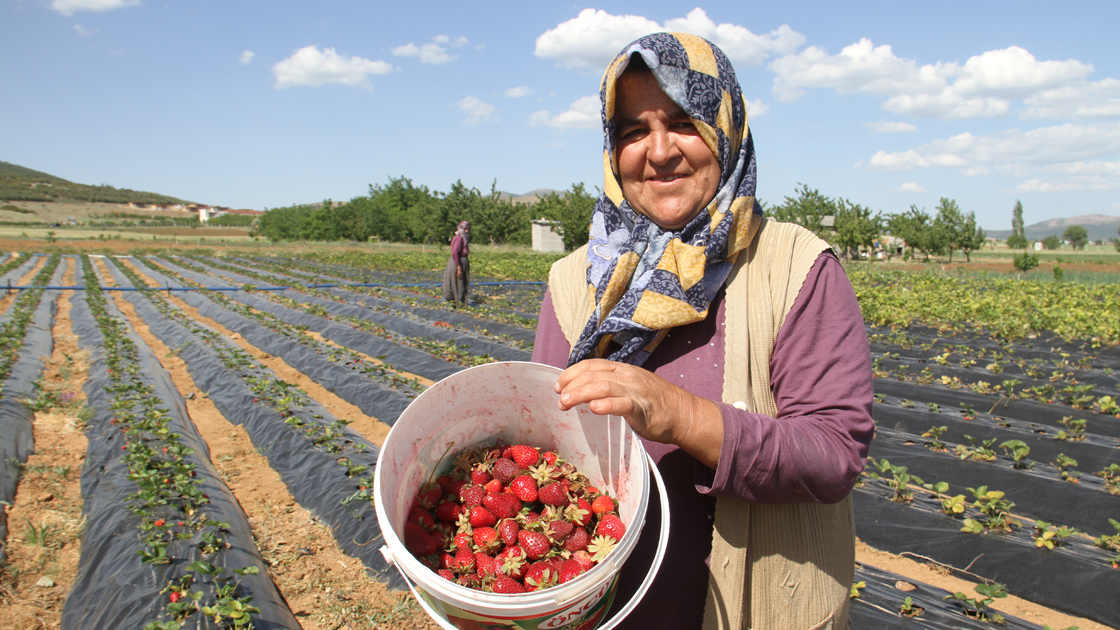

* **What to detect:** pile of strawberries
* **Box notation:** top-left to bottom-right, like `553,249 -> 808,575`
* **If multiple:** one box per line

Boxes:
401,441 -> 627,594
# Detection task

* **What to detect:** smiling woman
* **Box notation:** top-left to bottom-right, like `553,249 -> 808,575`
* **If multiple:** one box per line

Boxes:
533,32 -> 875,630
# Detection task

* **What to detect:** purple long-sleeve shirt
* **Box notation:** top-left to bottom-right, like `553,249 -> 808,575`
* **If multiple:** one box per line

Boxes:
531,251 -> 873,629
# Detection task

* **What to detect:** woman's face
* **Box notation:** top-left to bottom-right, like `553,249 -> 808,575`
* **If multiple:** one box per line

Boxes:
614,70 -> 721,231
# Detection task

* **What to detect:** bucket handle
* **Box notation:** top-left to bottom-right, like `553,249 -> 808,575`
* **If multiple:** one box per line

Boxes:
383,451 -> 671,630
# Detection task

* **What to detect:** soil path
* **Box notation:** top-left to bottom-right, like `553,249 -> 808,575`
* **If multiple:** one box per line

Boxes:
0,258 -> 89,629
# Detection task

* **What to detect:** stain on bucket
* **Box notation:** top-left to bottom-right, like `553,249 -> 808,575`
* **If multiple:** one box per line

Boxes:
374,361 -> 669,630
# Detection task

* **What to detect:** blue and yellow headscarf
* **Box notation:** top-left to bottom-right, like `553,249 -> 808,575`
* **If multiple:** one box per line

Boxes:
568,32 -> 763,367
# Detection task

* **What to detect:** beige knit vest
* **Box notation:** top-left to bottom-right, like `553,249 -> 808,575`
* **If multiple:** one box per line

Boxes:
547,219 -> 854,629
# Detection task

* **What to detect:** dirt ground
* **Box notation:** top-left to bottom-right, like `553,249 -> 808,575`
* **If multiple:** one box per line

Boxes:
0,253 -> 1114,629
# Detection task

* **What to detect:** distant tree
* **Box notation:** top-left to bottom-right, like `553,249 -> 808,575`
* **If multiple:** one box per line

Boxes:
833,198 -> 880,261
1012,251 -> 1039,276
1113,226 -> 1120,252
1011,200 -> 1024,238
1062,224 -> 1088,250
1042,235 -> 1061,250
933,197 -> 970,262
768,183 -> 833,236
887,205 -> 939,261
959,212 -> 986,262
1007,233 -> 1030,249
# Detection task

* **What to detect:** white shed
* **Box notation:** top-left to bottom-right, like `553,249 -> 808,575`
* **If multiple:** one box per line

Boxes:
531,219 -> 565,253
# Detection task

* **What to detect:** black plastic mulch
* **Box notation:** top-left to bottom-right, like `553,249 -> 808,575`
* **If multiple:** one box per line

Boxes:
62,267 -> 299,630
175,255 -> 537,354
130,257 -> 468,384
850,562 -> 1046,629
108,260 -> 405,590
103,259 -> 417,426
0,259 -> 61,564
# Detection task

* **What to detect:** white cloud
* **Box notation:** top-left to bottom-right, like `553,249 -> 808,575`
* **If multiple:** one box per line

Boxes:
51,0 -> 140,15
865,121 -> 918,133
528,95 -> 601,129
73,24 -> 97,37
505,86 -> 533,98
239,50 -> 255,65
893,182 -> 926,192
393,35 -> 468,65
534,8 -> 803,71
745,99 -> 768,117
952,47 -> 1093,99
273,46 -> 392,90
1022,78 -> 1120,120
771,39 -> 1103,120
457,96 -> 495,125
867,122 -> 1120,191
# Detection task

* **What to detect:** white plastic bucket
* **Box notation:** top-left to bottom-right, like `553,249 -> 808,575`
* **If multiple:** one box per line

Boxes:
374,361 -> 669,630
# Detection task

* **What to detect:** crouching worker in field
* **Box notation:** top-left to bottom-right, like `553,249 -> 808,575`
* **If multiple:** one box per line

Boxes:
532,32 -> 874,629
443,220 -> 470,306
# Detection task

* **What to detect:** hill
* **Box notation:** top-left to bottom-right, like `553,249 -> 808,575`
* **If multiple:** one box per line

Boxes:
986,214 -> 1120,242
0,160 -> 192,206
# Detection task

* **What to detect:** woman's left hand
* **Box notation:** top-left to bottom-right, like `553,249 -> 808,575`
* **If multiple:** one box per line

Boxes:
555,359 -> 723,468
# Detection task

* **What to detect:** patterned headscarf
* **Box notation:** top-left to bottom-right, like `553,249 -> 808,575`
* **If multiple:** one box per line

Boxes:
567,32 -> 762,367
456,220 -> 470,242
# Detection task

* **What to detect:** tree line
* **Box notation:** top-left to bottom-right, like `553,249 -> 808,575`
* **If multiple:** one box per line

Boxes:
254,176 -> 1117,259
253,177 -> 595,250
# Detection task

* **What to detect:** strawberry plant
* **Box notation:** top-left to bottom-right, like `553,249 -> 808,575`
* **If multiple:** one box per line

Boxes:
921,425 -> 948,451
998,440 -> 1032,469
962,486 -> 1018,533
1054,416 -> 1086,441
1053,453 -> 1079,482
866,458 -> 923,503
943,582 -> 1007,623
954,435 -> 998,462
1032,520 -> 1079,550
899,596 -> 923,618
1097,464 -> 1120,496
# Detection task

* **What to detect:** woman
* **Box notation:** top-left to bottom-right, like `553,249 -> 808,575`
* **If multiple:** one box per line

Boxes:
532,33 -> 874,629
442,220 -> 470,306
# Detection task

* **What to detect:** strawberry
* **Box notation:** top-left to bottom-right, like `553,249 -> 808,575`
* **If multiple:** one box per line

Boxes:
454,547 -> 476,574
596,514 -> 626,541
482,492 -> 522,520
169,592 -> 181,603
435,500 -> 463,523
469,506 -> 497,528
472,526 -> 499,552
403,522 -> 439,557
542,450 -> 560,465
416,482 -> 443,509
588,535 -> 617,562
453,532 -> 471,550
459,484 -> 486,507
568,498 -> 593,526
470,464 -> 492,486
491,575 -> 526,594
558,558 -> 586,584
437,569 -> 455,581
591,495 -> 615,517
475,552 -> 496,577
484,478 -> 503,494
509,445 -> 541,469
548,519 -> 573,542
407,504 -> 435,529
524,561 -> 558,591
437,474 -> 467,496
563,526 -> 590,552
458,573 -> 481,589
440,552 -> 456,571
538,482 -> 568,507
572,550 -> 596,572
498,519 -> 520,546
496,546 -> 527,579
508,474 -> 538,503
517,530 -> 552,561
493,458 -> 522,484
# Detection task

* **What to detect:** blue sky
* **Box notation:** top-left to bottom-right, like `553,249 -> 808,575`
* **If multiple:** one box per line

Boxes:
2,1 -> 1118,231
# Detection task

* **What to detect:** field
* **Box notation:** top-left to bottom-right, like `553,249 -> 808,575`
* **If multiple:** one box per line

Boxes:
0,239 -> 1117,630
